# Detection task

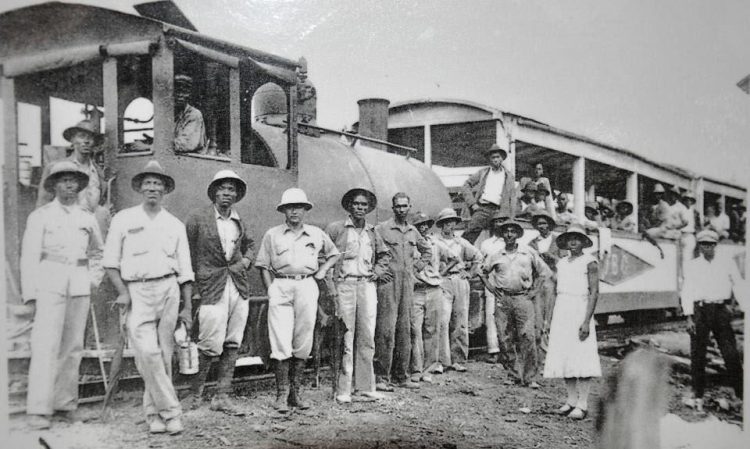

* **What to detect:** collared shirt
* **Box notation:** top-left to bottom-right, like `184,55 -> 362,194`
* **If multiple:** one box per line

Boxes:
375,218 -> 432,273
434,233 -> 481,275
215,207 -> 240,260
706,213 -> 731,237
480,235 -> 506,272
414,234 -> 449,286
681,254 -> 744,315
255,223 -> 339,275
535,234 -> 553,254
20,198 -> 104,301
103,204 -> 194,284
663,201 -> 688,231
174,103 -> 207,153
479,167 -> 506,206
486,244 -> 551,292
339,218 -> 374,277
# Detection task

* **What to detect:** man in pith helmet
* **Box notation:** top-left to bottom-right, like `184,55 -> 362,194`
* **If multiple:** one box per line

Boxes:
255,188 -> 340,413
183,170 -> 255,414
22,161 -> 104,430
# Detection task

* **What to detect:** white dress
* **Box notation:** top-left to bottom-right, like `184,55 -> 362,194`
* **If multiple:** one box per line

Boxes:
543,253 -> 602,378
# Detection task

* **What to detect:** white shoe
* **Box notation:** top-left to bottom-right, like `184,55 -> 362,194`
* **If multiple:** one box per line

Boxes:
360,391 -> 386,400
336,394 -> 352,403
148,415 -> 166,434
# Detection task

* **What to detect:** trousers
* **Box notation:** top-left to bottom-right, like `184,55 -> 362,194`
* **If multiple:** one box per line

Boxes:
463,204 -> 500,244
411,285 -> 442,374
336,280 -> 378,395
497,292 -> 537,384
439,275 -> 470,367
127,276 -> 181,420
197,278 -> 249,356
690,302 -> 743,397
27,293 -> 90,415
267,277 -> 318,360
374,270 -> 413,383
484,288 -> 500,354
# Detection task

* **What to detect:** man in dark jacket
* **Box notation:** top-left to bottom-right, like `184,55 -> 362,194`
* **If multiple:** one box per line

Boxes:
183,170 -> 255,413
461,143 -> 516,244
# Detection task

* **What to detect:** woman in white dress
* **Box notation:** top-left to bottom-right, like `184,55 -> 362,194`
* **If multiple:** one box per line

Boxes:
543,224 -> 601,420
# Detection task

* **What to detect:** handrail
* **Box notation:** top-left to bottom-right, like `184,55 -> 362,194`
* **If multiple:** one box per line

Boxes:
296,123 -> 417,154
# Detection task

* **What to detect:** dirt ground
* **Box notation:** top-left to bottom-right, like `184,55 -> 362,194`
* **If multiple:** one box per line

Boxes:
9,320 -> 744,449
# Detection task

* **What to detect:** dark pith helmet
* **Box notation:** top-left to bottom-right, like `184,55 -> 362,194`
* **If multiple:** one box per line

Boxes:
341,187 -> 377,214
43,160 -> 90,194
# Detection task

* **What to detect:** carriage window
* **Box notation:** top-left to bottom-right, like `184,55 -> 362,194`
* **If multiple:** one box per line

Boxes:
122,97 -> 154,149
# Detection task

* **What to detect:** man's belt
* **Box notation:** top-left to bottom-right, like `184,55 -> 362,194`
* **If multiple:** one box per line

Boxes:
41,253 -> 87,266
340,275 -> 371,281
127,273 -> 175,283
502,289 -> 531,297
695,299 -> 731,307
275,273 -> 312,280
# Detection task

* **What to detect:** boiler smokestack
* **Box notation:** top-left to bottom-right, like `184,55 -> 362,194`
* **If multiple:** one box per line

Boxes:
357,98 -> 390,150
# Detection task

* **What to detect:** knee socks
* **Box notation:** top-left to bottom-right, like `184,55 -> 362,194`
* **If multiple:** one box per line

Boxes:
565,378 -> 577,406
576,378 -> 591,410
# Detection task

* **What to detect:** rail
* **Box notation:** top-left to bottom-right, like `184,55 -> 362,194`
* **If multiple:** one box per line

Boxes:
296,123 -> 418,155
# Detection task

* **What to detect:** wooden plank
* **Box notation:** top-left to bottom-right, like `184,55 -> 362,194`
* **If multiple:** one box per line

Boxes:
102,57 -> 119,192
2,76 -> 19,282
229,67 -> 241,164
151,41 -> 174,155
287,84 -> 298,172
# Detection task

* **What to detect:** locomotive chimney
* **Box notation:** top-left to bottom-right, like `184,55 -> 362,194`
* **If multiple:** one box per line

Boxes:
357,98 -> 390,150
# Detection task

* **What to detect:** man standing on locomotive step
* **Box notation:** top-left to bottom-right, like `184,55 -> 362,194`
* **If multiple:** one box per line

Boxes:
374,193 -> 432,391
326,188 -> 392,403
103,160 -> 193,435
461,143 -> 516,244
37,119 -> 111,235
183,170 -> 255,414
22,161 -> 104,430
255,188 -> 340,413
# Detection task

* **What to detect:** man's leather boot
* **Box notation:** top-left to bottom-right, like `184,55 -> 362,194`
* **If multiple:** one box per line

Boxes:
288,357 -> 310,410
274,358 -> 291,413
183,352 -> 213,410
210,347 -> 242,414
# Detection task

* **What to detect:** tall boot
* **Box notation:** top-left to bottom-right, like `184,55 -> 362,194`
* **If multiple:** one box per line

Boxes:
289,357 -> 310,410
210,347 -> 242,414
274,358 -> 291,413
184,352 -> 214,410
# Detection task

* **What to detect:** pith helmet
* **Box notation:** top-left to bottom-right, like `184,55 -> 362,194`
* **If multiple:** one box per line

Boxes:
435,207 -> 462,226
341,187 -> 377,214
498,219 -> 524,236
696,230 -> 719,244
653,183 -> 665,193
412,212 -> 434,228
682,191 -> 696,203
131,160 -> 175,193
207,170 -> 247,201
62,119 -> 104,145
491,211 -> 511,222
484,143 -> 507,159
531,210 -> 556,228
556,223 -> 593,249
585,201 -> 600,215
668,185 -> 682,196
43,160 -> 89,194
277,187 -> 313,212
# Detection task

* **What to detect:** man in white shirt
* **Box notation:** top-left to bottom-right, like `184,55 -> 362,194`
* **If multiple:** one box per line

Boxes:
681,230 -> 743,408
461,144 -> 516,243
479,212 -> 507,364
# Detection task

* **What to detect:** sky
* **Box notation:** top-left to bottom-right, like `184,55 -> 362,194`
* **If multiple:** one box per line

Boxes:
3,0 -> 750,186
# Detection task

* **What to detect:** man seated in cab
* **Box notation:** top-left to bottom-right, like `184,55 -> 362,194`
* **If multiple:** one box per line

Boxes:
103,160 -> 194,435
255,188 -> 340,413
173,74 -> 208,154
22,161 -> 104,430
183,170 -> 255,414
611,201 -> 637,233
